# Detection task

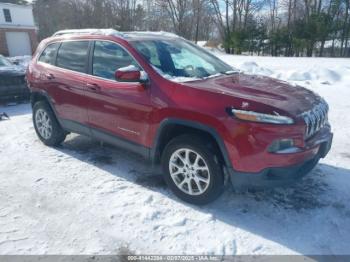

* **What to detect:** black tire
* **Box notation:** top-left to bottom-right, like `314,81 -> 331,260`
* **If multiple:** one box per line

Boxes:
33,101 -> 66,146
161,134 -> 225,205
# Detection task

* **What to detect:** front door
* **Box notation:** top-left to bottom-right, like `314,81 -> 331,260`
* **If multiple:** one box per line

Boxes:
85,40 -> 152,148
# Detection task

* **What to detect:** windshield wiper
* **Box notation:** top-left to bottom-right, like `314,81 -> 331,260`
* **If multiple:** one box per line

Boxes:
195,70 -> 238,80
223,70 -> 239,75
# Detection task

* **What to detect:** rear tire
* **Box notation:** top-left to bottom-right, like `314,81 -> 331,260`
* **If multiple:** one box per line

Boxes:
33,101 -> 66,146
161,134 -> 225,205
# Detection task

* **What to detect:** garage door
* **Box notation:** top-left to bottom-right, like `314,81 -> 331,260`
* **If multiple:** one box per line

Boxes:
5,32 -> 32,57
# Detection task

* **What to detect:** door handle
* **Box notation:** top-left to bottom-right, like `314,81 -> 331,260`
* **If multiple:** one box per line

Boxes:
45,73 -> 55,80
86,83 -> 101,92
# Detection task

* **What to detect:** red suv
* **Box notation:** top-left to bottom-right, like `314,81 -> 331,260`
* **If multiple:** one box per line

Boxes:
27,29 -> 333,204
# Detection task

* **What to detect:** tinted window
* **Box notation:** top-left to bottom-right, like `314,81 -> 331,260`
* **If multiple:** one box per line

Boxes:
3,9 -> 12,23
56,41 -> 89,73
92,41 -> 138,80
38,43 -> 60,65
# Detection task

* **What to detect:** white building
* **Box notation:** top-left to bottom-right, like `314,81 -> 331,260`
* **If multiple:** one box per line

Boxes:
0,3 -> 37,57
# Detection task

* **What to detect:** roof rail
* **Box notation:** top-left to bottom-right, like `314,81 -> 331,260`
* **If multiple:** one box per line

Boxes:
53,28 -> 125,38
53,29 -> 181,39
123,31 -> 180,38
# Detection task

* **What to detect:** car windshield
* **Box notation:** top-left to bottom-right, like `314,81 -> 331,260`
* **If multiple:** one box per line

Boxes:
0,56 -> 13,67
131,38 -> 235,82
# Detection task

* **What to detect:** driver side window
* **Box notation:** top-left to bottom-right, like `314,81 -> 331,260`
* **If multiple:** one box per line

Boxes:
92,41 -> 138,80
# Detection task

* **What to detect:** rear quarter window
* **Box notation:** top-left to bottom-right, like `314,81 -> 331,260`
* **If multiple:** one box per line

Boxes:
38,43 -> 60,65
56,41 -> 89,73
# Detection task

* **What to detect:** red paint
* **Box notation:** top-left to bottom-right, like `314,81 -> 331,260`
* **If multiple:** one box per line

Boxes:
115,69 -> 141,82
27,34 -> 332,174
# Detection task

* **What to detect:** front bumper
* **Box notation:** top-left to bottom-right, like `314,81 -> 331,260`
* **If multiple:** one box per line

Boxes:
228,131 -> 333,190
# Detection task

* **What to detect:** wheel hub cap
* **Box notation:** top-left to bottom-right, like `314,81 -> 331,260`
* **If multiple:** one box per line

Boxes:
169,148 -> 210,196
35,109 -> 52,140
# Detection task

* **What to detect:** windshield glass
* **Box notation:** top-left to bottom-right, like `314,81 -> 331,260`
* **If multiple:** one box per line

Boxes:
0,56 -> 13,67
131,39 -> 234,82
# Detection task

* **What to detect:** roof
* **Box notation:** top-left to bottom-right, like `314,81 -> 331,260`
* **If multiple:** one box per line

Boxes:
52,29 -> 181,40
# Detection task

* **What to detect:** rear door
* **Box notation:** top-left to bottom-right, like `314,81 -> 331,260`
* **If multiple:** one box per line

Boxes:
85,40 -> 152,148
49,40 -> 90,134
35,42 -> 60,96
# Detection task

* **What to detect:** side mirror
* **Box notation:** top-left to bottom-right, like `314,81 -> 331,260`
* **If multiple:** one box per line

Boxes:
115,65 -> 147,83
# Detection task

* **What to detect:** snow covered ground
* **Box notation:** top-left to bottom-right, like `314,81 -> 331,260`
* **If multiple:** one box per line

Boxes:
0,54 -> 350,255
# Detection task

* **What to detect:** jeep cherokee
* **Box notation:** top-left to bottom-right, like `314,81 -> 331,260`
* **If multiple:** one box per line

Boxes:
26,29 -> 333,205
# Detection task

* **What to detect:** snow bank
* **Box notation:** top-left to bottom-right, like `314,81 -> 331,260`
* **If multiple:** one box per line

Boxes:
285,68 -> 341,84
197,41 -> 207,47
239,61 -> 273,76
311,68 -> 342,83
215,53 -> 346,86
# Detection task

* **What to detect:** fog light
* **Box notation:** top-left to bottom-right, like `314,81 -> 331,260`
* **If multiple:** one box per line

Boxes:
268,139 -> 295,153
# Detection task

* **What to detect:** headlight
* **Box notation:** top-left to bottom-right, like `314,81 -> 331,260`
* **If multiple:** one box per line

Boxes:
230,109 -> 294,124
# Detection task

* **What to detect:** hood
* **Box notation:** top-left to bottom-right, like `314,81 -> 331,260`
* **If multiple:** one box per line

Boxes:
185,73 -> 322,117
0,65 -> 26,77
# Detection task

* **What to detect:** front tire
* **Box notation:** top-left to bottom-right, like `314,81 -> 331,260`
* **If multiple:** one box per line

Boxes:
33,101 -> 66,146
161,135 -> 225,205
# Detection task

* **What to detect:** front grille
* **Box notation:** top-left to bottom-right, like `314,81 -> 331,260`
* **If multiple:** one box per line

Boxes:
302,100 -> 329,139
0,75 -> 25,86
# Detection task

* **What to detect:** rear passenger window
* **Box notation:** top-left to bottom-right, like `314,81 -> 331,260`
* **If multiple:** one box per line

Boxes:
92,41 -> 138,80
38,43 -> 60,65
56,41 -> 89,73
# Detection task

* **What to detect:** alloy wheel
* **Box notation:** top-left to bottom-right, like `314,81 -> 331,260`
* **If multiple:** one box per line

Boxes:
35,109 -> 53,140
169,148 -> 210,196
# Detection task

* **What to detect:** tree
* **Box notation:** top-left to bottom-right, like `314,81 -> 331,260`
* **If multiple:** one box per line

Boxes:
155,0 -> 192,38
30,0 -> 350,57
0,0 -> 28,4
340,0 -> 350,56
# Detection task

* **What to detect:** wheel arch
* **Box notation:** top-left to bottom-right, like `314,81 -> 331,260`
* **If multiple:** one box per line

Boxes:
151,118 -> 232,169
31,91 -> 62,127
31,91 -> 51,108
